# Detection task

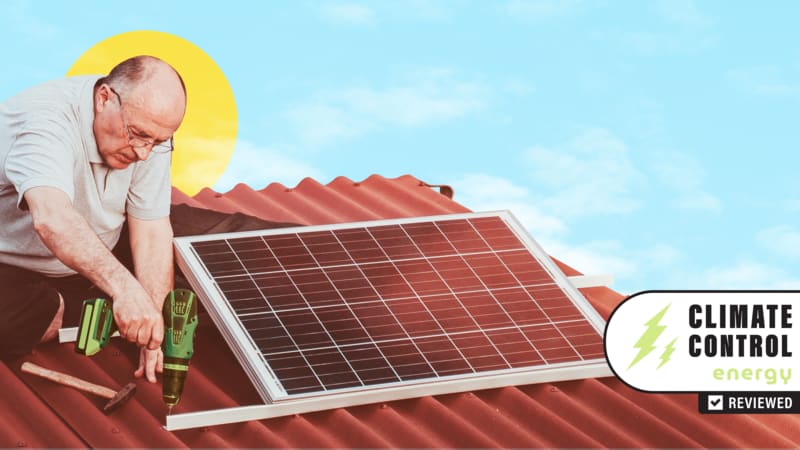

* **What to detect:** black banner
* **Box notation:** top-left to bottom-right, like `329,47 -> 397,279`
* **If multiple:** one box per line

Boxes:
699,392 -> 800,414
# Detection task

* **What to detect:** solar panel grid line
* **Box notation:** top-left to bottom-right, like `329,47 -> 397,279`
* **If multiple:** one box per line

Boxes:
445,219 -> 550,364
471,218 -> 597,361
325,229 -> 426,383
384,226 -> 493,375
272,216 -> 586,380
250,218 -> 564,390
497,213 -> 607,336
288,236 -> 369,389
433,217 -> 601,364
259,319 -> 590,358
230,281 -> 570,318
216,246 -> 272,313
255,232 -> 373,393
224,238 -> 325,395
255,229 -> 438,390
293,230 -> 402,389
360,225 -> 454,378
198,224 -> 533,280
204,247 -> 533,280
393,221 -> 512,372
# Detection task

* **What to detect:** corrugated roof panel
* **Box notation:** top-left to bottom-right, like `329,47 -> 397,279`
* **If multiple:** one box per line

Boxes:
1,174 -> 798,448
0,361 -> 85,448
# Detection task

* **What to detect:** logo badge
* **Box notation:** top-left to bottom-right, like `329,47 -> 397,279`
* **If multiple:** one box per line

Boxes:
605,291 -> 798,393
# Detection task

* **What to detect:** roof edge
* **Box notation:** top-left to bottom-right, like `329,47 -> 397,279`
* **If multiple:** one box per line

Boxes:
174,174 -> 430,199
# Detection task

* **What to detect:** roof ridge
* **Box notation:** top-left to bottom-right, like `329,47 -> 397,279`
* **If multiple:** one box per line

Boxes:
177,174 -> 425,198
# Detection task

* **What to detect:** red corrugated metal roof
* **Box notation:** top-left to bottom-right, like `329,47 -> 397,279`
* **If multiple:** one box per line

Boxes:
3,174 -> 798,448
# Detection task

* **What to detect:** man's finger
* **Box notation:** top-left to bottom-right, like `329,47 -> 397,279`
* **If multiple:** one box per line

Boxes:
134,347 -> 145,378
136,323 -> 151,348
117,321 -> 129,340
148,316 -> 164,350
146,349 -> 158,383
125,322 -> 142,344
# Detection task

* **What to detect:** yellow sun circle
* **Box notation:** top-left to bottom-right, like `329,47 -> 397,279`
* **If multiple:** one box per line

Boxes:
67,30 -> 237,196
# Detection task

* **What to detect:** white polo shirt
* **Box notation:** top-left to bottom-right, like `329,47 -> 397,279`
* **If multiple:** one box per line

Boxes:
0,75 -> 172,276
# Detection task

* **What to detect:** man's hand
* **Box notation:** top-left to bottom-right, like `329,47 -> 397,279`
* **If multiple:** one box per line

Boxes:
24,187 -> 166,350
112,282 -> 164,350
135,346 -> 164,383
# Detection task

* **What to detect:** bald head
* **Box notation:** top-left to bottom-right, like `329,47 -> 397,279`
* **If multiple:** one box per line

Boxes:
101,55 -> 186,130
91,56 -> 187,169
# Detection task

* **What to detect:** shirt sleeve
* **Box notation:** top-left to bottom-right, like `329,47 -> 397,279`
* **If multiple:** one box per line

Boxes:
126,152 -> 171,220
4,118 -> 76,209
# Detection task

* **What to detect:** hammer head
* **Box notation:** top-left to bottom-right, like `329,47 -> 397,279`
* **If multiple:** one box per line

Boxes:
102,382 -> 137,415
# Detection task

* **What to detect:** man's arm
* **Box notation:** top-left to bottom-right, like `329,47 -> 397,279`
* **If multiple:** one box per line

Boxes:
24,186 -> 163,350
128,214 -> 174,382
128,215 -> 174,310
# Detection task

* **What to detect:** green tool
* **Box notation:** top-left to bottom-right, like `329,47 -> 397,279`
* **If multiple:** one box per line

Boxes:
75,298 -> 116,356
75,289 -> 199,414
161,288 -> 199,413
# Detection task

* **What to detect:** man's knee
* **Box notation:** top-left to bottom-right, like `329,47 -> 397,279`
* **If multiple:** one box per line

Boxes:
0,284 -> 62,359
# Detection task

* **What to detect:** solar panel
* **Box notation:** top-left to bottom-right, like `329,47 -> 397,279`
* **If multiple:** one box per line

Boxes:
174,211 -> 608,406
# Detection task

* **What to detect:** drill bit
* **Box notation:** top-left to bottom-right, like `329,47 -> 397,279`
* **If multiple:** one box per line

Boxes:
167,405 -> 173,416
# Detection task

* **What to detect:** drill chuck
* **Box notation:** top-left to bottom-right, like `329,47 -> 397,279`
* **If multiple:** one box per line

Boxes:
161,289 -> 198,408
162,359 -> 190,407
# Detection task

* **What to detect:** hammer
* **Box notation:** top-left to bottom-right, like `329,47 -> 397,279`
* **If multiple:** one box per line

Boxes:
21,362 -> 137,414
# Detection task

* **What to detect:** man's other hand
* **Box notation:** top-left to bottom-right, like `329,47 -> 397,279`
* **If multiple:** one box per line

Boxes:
135,346 -> 163,383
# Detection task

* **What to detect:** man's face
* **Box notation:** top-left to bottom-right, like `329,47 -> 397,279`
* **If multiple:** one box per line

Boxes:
94,84 -> 182,170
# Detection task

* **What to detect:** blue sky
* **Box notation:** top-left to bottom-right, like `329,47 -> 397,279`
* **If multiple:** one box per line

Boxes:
2,0 -> 799,295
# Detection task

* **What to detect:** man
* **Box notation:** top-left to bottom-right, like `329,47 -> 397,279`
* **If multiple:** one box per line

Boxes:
0,55 -> 185,383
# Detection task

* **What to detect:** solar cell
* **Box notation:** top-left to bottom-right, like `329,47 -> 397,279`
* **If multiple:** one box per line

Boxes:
175,211 -> 608,404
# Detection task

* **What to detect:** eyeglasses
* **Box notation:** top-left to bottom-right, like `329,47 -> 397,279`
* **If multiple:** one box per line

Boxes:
108,86 -> 174,154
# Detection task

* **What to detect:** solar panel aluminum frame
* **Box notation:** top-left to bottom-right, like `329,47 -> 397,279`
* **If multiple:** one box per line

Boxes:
173,210 -> 611,415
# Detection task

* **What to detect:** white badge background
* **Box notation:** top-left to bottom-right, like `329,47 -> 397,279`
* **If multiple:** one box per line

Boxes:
605,292 -> 799,392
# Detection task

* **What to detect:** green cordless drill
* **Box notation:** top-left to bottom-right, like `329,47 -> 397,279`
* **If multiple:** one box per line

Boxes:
160,289 -> 198,413
75,288 -> 199,413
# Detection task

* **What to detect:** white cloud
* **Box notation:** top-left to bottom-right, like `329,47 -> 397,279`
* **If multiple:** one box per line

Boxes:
541,239 -> 685,295
285,104 -> 370,146
451,173 -> 632,284
786,199 -> 800,212
757,225 -> 800,259
452,173 -> 567,238
450,172 -> 684,295
727,66 -> 800,97
502,0 -> 585,20
318,2 -> 376,26
213,140 -> 325,192
524,128 -> 646,217
696,261 -> 800,290
285,69 -> 487,146
546,239 -> 637,278
673,192 -> 721,212
649,150 -> 722,213
641,243 -> 682,268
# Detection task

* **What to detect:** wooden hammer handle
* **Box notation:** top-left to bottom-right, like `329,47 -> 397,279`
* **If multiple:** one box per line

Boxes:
21,362 -> 116,399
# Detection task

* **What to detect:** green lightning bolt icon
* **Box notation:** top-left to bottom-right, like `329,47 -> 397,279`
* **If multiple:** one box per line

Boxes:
658,337 -> 678,369
628,303 -> 671,369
